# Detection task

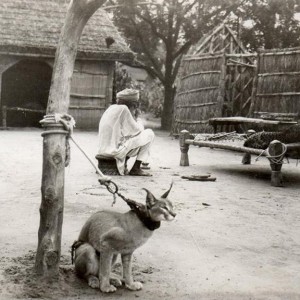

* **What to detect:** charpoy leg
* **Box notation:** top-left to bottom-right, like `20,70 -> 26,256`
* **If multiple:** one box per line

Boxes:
267,140 -> 285,187
180,130 -> 190,166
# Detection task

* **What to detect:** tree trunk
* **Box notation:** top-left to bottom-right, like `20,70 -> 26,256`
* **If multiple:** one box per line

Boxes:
161,81 -> 175,130
161,36 -> 176,131
35,126 -> 67,277
35,0 -> 106,277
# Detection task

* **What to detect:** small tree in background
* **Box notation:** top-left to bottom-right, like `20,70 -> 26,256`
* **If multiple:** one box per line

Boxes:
112,62 -> 134,103
113,62 -> 163,114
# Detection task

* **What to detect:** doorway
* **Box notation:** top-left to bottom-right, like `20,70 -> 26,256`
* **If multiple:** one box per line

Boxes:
1,60 -> 52,127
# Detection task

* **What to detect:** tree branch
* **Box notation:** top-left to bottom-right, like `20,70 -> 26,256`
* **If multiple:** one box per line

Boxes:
134,59 -> 165,83
182,0 -> 198,15
128,17 -> 165,82
171,54 -> 183,83
135,10 -> 168,43
173,40 -> 192,59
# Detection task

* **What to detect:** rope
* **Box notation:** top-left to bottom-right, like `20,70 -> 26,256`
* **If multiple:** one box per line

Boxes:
41,130 -> 69,136
68,135 -> 109,180
255,143 -> 288,164
266,143 -> 287,165
41,113 -> 139,207
99,179 -> 143,208
41,113 -> 111,180
255,149 -> 267,162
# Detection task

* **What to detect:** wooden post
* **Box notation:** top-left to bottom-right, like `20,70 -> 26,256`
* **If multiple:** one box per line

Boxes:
35,121 -> 68,276
0,72 -> 2,127
218,51 -> 226,119
267,140 -> 285,187
242,129 -> 256,164
35,0 -> 106,277
248,50 -> 259,117
179,130 -> 190,166
2,105 -> 7,128
242,153 -> 251,165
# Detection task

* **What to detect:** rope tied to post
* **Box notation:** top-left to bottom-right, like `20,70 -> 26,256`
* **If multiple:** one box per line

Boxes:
40,113 -> 76,167
54,113 -> 75,167
266,143 -> 288,165
41,113 -> 139,207
53,113 -> 111,181
255,141 -> 288,165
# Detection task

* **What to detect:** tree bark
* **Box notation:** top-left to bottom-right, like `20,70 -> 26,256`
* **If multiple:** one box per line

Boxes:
35,126 -> 67,277
35,0 -> 106,277
161,81 -> 175,130
161,43 -> 175,130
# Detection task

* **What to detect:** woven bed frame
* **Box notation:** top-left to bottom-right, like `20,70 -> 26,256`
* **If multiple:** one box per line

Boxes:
179,130 -> 300,187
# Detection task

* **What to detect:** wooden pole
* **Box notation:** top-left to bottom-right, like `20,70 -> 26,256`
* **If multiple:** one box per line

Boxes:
35,0 -> 106,277
217,51 -> 226,121
2,105 -> 7,128
242,153 -> 251,165
267,140 -> 285,187
179,130 -> 190,166
248,51 -> 259,117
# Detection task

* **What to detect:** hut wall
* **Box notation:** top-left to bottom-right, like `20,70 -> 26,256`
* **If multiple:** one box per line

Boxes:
173,52 -> 224,133
0,55 -> 114,129
252,48 -> 300,120
69,60 -> 114,129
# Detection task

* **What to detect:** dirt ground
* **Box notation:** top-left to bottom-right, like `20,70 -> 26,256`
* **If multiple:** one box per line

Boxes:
0,117 -> 300,300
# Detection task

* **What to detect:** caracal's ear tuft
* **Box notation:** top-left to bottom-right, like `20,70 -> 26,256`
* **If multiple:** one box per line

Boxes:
161,182 -> 173,199
142,188 -> 157,208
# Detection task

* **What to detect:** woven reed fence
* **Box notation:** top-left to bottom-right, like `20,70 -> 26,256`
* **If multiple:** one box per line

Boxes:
173,23 -> 300,135
173,51 -> 225,133
173,23 -> 257,134
250,47 -> 300,121
225,53 -> 256,117
173,52 -> 255,134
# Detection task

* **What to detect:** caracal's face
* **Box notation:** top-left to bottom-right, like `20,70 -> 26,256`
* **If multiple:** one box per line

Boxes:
149,199 -> 176,222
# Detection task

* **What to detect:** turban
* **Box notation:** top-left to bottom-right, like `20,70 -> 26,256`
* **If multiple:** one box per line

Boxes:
116,88 -> 139,103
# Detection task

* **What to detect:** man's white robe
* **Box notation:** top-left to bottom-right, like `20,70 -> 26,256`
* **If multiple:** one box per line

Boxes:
98,104 -> 154,175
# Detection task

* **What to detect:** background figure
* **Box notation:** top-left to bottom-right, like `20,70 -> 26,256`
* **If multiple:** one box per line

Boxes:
97,88 -> 154,176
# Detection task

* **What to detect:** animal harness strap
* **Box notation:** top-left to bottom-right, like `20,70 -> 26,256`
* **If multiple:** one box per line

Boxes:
99,180 -> 160,231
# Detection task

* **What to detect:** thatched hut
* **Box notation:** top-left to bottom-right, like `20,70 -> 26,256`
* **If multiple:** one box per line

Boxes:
0,0 -> 134,129
173,23 -> 255,134
250,47 -> 300,122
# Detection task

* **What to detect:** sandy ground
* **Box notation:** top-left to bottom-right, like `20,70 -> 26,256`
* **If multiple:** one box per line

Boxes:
0,118 -> 300,300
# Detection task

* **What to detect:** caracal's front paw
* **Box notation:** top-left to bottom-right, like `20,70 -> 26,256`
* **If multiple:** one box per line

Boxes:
87,275 -> 100,289
100,283 -> 117,293
110,275 -> 122,287
125,281 -> 143,291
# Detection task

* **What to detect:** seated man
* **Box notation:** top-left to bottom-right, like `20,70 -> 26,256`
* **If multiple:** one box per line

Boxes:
97,88 -> 154,176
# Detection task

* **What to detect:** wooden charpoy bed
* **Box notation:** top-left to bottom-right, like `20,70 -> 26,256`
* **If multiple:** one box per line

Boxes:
179,125 -> 300,187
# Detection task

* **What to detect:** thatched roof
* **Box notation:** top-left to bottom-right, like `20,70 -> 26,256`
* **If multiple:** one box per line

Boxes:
0,0 -> 134,62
